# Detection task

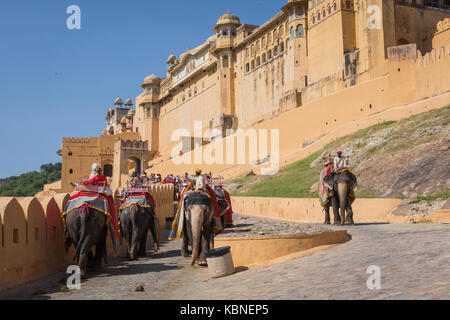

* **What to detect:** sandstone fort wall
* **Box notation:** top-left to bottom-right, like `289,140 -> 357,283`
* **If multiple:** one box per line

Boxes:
0,184 -> 174,292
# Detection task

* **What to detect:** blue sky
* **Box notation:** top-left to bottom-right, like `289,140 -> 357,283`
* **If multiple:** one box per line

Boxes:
0,0 -> 286,178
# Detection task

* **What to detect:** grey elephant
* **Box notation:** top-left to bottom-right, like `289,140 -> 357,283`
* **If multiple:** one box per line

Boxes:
181,192 -> 215,266
323,170 -> 357,225
119,204 -> 159,260
65,205 -> 107,278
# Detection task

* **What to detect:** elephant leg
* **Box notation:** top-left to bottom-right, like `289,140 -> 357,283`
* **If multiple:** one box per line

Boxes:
198,223 -> 213,266
130,227 -> 139,260
93,235 -> 106,271
138,227 -> 148,257
345,201 -> 355,225
331,197 -> 340,225
324,204 -> 331,224
78,234 -> 93,279
181,227 -> 190,257
148,216 -> 159,253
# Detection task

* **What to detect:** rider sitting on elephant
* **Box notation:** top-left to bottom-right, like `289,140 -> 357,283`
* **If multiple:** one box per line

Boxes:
83,164 -> 119,238
333,151 -> 347,172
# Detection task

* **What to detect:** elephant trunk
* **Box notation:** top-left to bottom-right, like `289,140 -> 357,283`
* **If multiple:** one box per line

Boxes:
189,205 -> 204,266
338,183 -> 348,224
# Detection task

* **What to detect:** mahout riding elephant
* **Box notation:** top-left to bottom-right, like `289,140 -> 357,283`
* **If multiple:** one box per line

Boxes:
181,192 -> 215,266
120,204 -> 159,260
323,170 -> 357,225
65,205 -> 107,278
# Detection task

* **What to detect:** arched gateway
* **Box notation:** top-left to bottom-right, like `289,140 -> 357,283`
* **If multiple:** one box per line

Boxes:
112,139 -> 150,189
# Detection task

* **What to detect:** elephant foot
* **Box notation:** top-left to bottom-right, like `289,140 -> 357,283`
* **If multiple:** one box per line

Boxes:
181,247 -> 190,257
197,260 -> 208,267
80,269 -> 88,279
333,221 -> 341,226
153,243 -> 160,253
91,265 -> 103,273
324,220 -> 331,225
345,220 -> 355,225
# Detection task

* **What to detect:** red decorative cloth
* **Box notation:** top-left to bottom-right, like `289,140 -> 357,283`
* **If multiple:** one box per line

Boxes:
223,188 -> 233,224
83,175 -> 107,186
205,185 -> 221,219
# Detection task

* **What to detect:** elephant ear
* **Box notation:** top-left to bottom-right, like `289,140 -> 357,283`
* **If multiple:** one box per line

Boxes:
323,174 -> 333,187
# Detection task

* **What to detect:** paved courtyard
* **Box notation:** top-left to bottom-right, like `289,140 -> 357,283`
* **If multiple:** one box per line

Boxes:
0,219 -> 449,300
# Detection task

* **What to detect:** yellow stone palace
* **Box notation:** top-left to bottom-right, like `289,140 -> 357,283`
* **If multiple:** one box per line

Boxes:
48,0 -> 450,193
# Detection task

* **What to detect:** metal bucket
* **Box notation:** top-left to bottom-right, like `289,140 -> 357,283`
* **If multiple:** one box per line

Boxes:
206,246 -> 235,278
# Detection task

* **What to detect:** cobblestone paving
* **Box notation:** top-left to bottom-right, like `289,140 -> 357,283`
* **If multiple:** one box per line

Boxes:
1,219 -> 449,300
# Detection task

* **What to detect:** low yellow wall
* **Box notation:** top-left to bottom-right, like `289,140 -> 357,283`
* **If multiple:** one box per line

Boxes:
215,231 -> 349,268
0,184 -> 175,292
231,197 -> 403,223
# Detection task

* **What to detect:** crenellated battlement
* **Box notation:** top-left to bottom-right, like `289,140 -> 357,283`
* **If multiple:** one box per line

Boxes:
120,140 -> 148,150
62,137 -> 92,144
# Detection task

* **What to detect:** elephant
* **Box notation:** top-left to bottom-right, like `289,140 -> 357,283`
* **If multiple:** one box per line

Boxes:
213,186 -> 231,231
119,204 -> 159,260
65,205 -> 108,278
181,192 -> 215,266
323,171 -> 357,225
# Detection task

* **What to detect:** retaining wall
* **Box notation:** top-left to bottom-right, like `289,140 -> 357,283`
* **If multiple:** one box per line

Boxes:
231,197 -> 403,223
0,183 -> 174,292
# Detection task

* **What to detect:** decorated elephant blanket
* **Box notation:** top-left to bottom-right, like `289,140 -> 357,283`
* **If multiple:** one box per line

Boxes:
169,184 -> 195,240
61,191 -> 121,257
119,193 -> 155,212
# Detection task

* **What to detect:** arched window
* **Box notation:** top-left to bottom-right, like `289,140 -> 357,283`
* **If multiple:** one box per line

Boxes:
222,56 -> 229,68
280,42 -> 284,53
323,8 -> 326,17
328,6 -> 331,14
262,53 -> 266,63
295,6 -> 303,16
296,24 -> 305,37
246,63 -> 250,72
251,60 -> 255,70
268,50 -> 272,60
256,57 -> 261,67
68,151 -> 73,156
312,15 -> 316,24
334,2 -> 337,10
346,1 -> 350,9
274,46 -> 278,57
290,26 -> 295,39
318,12 -> 321,21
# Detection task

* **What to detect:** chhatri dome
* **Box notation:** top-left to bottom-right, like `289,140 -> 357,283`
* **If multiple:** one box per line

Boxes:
114,97 -> 124,106
213,10 -> 241,31
142,73 -> 161,88
124,98 -> 134,106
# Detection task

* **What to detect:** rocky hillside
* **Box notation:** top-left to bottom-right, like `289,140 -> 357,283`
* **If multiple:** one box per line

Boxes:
227,106 -> 450,206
